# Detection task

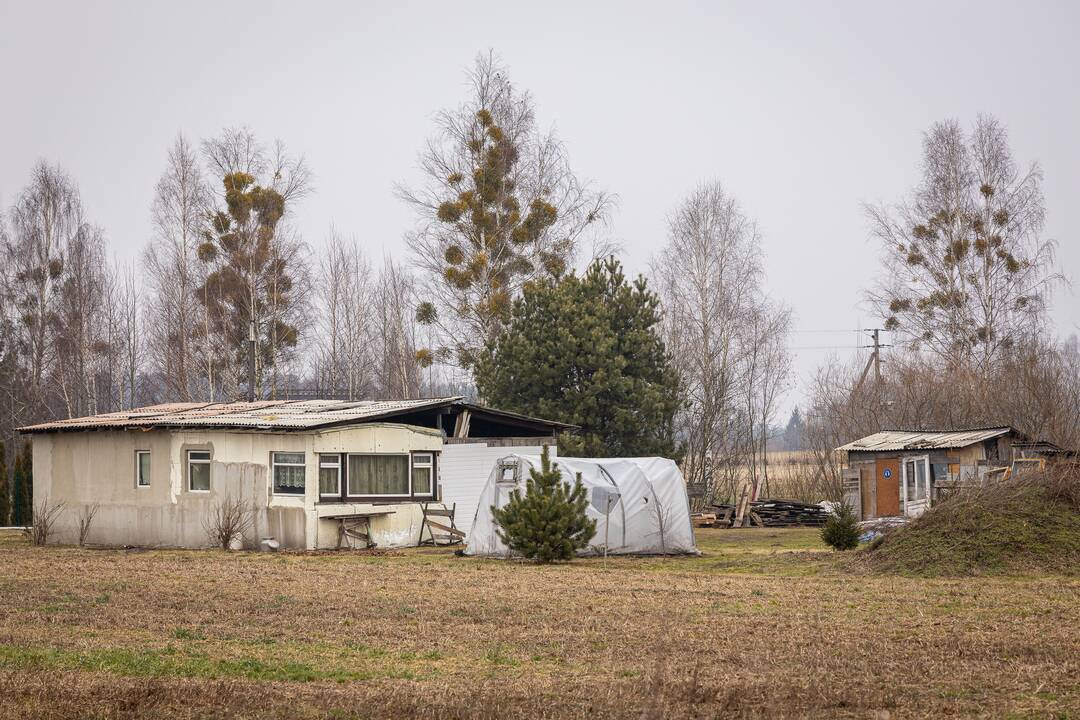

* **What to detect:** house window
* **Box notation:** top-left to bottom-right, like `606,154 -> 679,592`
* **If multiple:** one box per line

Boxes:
347,454 -> 410,497
319,454 -> 341,497
188,450 -> 211,492
412,453 -> 434,497
272,452 -> 306,495
135,450 -> 151,487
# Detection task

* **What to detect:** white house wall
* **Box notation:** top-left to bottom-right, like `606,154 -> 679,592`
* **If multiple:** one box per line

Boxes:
31,423 -> 443,550
440,442 -> 554,536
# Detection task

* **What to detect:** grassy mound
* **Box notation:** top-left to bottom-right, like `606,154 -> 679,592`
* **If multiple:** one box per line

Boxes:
861,467 -> 1080,576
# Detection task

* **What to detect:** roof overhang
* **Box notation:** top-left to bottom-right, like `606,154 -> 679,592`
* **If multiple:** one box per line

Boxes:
18,397 -> 576,435
836,426 -> 1017,453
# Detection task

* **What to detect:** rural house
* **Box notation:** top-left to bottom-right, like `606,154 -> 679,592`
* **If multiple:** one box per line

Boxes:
837,426 -> 1064,520
18,397 -> 571,549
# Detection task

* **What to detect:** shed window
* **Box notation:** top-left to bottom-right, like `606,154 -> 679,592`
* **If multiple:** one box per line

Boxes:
272,452 -> 306,495
412,453 -> 434,496
188,450 -> 211,492
319,454 -> 341,496
135,450 -> 151,487
347,454 -> 409,496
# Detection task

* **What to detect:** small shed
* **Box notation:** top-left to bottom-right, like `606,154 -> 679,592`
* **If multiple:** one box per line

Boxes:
836,426 -> 1054,520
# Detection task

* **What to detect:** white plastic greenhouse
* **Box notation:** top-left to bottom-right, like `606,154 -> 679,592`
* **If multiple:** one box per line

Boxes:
464,454 -> 699,557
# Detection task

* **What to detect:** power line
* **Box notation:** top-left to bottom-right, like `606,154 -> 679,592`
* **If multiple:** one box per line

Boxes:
789,345 -> 863,350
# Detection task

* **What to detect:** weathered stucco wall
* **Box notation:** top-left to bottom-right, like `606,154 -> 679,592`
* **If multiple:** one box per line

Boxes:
31,423 -> 442,550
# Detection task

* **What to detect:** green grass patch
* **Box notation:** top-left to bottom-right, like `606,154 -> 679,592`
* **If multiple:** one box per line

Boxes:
0,643 -> 432,682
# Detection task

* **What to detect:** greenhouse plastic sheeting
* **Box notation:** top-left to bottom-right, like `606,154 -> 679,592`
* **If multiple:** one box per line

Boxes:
464,454 -> 698,557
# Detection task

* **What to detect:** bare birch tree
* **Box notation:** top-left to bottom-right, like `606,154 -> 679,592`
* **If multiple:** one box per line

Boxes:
654,181 -> 791,504
399,51 -> 612,368
51,223 -> 112,418
144,134 -> 210,401
314,230 -> 375,399
866,115 -> 1062,374
4,162 -> 83,414
198,128 -> 312,399
373,258 -> 421,399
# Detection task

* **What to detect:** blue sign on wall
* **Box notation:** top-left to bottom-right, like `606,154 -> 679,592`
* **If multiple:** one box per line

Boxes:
883,468 -> 893,479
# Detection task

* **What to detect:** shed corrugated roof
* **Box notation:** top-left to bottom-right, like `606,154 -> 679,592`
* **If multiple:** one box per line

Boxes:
18,397 -> 574,434
837,427 -> 1015,453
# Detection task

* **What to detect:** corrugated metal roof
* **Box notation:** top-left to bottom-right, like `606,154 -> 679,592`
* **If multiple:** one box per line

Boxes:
18,397 -> 468,433
837,427 -> 1014,452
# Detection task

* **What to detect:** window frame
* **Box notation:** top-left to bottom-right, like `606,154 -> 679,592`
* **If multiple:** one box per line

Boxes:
345,452 -> 412,499
187,449 -> 211,493
271,451 -> 307,496
318,453 -> 342,498
411,452 -> 435,498
135,450 -> 151,488
903,455 -> 929,506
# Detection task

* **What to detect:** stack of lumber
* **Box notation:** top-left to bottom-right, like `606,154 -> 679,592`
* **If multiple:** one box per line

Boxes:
691,512 -> 717,528
747,500 -> 828,527
695,504 -> 735,527
696,500 -> 828,528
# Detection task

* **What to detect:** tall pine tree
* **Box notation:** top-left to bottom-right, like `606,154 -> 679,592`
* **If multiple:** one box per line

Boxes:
491,446 -> 596,562
475,257 -> 680,457
11,441 -> 31,527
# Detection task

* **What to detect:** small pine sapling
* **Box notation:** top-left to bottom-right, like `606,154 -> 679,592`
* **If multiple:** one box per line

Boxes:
491,446 -> 597,563
821,501 -> 861,551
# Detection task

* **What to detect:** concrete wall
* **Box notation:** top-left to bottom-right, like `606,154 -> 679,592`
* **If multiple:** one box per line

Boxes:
31,423 -> 443,550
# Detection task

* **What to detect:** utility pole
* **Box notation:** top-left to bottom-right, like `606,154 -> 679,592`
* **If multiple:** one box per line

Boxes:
854,328 -> 889,393
872,329 -> 882,384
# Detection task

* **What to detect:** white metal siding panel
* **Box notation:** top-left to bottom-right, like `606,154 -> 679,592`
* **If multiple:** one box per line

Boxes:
440,443 -> 554,535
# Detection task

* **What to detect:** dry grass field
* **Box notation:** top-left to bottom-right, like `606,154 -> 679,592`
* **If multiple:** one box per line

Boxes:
0,528 -> 1077,719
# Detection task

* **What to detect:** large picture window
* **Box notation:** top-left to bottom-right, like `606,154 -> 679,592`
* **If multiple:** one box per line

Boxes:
272,452 -> 306,495
347,454 -> 409,497
319,454 -> 341,496
188,450 -> 211,492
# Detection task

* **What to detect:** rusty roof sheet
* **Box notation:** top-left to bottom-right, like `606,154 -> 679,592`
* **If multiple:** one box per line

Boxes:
837,427 -> 1014,453
19,398 -> 465,433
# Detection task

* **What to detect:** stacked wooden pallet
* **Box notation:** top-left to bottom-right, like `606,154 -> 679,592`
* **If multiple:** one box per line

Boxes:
748,500 -> 829,527
693,500 -> 827,528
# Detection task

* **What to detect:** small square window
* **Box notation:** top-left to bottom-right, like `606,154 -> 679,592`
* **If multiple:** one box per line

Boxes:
272,451 -> 306,495
135,451 -> 151,487
188,450 -> 211,492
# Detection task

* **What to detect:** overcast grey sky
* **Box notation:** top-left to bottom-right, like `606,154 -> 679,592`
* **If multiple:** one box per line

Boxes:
1,0 -> 1077,407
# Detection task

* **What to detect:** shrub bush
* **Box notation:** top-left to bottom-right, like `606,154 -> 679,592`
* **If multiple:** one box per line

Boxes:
491,445 -> 596,563
821,501 -> 861,551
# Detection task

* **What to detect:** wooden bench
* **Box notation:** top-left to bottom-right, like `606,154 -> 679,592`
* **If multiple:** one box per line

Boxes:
322,510 -> 396,549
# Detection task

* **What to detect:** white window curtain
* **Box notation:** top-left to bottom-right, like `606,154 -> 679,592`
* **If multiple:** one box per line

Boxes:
348,455 -> 409,495
273,452 -> 306,494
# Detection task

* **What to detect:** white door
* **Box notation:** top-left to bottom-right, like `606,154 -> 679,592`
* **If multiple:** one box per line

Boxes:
901,455 -> 930,517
